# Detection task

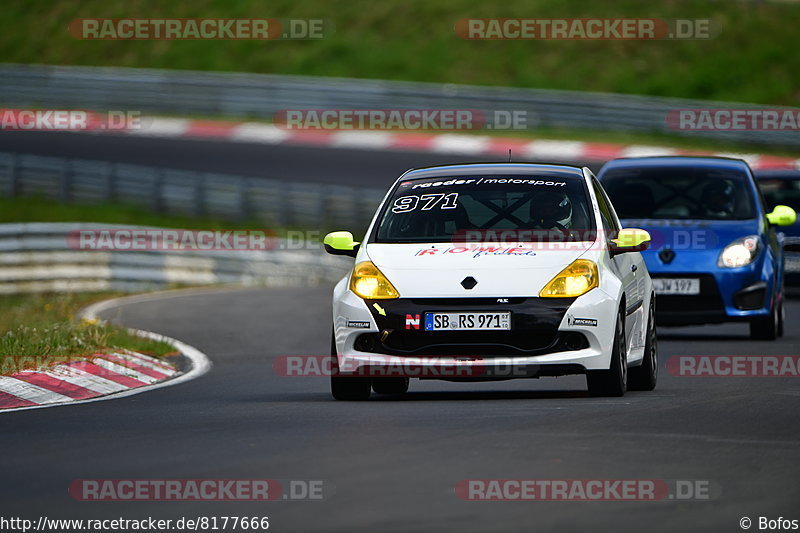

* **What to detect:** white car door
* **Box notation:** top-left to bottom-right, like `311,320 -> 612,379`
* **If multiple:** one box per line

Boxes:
592,178 -> 643,350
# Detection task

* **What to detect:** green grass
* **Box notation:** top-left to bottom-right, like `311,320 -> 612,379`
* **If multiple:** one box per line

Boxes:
1,0 -> 798,105
0,291 -> 178,375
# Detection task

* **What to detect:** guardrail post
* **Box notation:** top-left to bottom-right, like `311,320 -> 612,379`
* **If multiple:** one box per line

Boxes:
106,162 -> 116,202
195,173 -> 206,218
268,180 -> 286,228
280,181 -> 291,228
359,193 -> 374,230
238,178 -> 249,222
152,170 -> 163,213
6,153 -> 18,197
317,184 -> 328,230
60,158 -> 72,203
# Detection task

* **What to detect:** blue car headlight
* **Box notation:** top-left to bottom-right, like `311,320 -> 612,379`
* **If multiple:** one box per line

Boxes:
718,235 -> 760,268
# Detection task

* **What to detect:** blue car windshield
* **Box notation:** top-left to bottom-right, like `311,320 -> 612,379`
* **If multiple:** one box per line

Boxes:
602,166 -> 756,220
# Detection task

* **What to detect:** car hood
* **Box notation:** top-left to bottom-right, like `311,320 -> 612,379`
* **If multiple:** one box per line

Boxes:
621,218 -> 761,273
365,242 -> 594,297
621,218 -> 760,252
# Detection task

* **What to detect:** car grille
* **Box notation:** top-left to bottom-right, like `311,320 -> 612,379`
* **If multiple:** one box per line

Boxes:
361,297 -> 576,356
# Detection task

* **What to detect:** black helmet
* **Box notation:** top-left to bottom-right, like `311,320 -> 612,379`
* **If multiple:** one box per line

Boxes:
531,191 -> 573,229
701,180 -> 735,215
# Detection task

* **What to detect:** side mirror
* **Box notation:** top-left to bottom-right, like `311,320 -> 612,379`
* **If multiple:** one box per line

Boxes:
766,205 -> 797,227
609,228 -> 651,256
323,231 -> 360,257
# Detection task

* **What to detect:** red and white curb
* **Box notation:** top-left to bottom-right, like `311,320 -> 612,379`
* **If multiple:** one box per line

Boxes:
0,350 -> 178,409
119,116 -> 800,170
0,291 -> 212,414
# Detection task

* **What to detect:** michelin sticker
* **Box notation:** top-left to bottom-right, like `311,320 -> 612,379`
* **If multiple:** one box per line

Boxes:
567,314 -> 598,327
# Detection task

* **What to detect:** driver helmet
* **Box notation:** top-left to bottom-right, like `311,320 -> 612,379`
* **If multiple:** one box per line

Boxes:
531,191 -> 573,228
701,180 -> 735,215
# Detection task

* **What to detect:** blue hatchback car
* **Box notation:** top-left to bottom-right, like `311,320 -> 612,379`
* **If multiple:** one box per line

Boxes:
598,156 -> 796,339
754,169 -> 800,286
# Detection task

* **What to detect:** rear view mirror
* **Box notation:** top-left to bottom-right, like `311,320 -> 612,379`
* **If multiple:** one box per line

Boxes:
766,205 -> 797,227
323,231 -> 360,257
610,228 -> 651,255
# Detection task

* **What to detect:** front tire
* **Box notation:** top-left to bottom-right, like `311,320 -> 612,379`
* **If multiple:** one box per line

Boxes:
628,298 -> 658,391
330,332 -> 371,401
750,297 -> 778,340
586,310 -> 627,397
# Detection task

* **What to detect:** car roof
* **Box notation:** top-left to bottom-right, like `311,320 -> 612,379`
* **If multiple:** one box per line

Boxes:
753,169 -> 800,180
399,162 -> 587,181
599,155 -> 751,173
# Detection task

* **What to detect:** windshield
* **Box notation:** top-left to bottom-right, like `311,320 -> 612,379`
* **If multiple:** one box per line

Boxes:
757,177 -> 800,212
373,175 -> 596,243
601,166 -> 756,220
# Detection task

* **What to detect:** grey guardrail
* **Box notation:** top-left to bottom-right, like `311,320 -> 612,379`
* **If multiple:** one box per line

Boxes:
0,151 -> 385,231
1,63 -> 796,147
0,222 -> 352,294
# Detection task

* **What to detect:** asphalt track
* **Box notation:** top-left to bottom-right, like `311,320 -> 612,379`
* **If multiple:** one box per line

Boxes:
1,132 -> 799,532
0,285 -> 798,532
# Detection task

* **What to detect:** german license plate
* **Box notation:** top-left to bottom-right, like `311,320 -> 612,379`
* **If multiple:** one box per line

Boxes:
652,278 -> 700,295
424,312 -> 511,331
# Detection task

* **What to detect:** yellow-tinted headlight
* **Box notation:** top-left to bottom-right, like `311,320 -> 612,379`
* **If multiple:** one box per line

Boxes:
349,261 -> 400,299
539,259 -> 598,298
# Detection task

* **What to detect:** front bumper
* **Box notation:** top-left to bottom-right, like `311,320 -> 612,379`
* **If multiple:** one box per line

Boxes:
647,263 -> 774,326
332,285 -> 620,376
654,276 -> 771,325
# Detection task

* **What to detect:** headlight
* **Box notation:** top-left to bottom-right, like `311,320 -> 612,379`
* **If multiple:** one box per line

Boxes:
349,261 -> 400,299
539,259 -> 598,298
718,235 -> 759,268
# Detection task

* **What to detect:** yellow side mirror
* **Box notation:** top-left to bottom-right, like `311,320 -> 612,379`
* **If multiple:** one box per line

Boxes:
610,228 -> 651,254
766,205 -> 797,227
323,231 -> 360,257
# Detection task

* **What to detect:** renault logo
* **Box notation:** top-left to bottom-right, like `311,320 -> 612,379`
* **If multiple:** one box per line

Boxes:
659,248 -> 676,264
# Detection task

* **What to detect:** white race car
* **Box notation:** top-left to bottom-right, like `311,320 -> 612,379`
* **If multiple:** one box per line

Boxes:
324,163 -> 657,400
